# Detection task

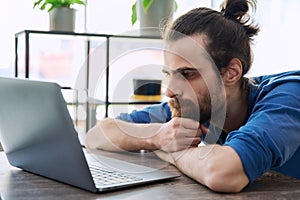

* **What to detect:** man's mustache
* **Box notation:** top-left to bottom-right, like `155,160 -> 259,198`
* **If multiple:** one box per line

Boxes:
168,98 -> 201,122
168,98 -> 181,118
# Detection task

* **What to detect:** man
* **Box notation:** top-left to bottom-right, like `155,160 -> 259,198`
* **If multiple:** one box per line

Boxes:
86,0 -> 300,193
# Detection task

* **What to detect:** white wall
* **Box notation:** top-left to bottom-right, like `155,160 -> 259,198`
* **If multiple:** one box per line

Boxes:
250,0 -> 300,76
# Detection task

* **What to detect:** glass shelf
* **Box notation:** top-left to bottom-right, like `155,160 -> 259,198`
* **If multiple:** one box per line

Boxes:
15,30 -> 164,131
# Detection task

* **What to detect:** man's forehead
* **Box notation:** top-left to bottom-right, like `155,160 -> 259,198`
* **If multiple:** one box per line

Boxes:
165,35 -> 210,60
164,34 -> 208,53
163,37 -> 214,71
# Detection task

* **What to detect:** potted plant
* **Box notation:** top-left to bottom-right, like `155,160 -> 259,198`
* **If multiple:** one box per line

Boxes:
131,0 -> 177,36
33,0 -> 85,32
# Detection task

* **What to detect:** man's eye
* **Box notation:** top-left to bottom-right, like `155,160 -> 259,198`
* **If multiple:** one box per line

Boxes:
181,71 -> 196,79
163,71 -> 170,77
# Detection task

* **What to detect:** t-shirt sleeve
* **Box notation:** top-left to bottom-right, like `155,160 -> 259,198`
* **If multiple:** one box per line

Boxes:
223,81 -> 300,183
116,102 -> 172,123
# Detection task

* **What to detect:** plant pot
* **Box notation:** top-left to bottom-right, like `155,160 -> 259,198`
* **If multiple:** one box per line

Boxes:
137,0 -> 175,36
49,7 -> 75,32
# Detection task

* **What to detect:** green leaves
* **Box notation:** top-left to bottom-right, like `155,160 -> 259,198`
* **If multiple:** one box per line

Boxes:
131,0 -> 177,26
131,3 -> 137,26
142,0 -> 154,13
175,1 -> 178,12
33,0 -> 85,12
131,0 -> 154,26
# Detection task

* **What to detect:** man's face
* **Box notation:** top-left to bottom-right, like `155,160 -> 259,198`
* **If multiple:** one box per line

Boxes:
163,35 -> 225,124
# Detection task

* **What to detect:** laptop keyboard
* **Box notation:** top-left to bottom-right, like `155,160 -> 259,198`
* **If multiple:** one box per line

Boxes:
89,165 -> 143,187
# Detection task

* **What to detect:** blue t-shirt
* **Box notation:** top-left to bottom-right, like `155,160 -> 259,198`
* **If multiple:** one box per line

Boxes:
117,70 -> 300,183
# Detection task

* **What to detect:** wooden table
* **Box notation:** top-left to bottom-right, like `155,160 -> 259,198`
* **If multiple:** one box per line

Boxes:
0,150 -> 300,200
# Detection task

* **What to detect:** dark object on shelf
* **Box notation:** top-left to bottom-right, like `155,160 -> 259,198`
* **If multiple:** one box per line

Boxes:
133,79 -> 162,101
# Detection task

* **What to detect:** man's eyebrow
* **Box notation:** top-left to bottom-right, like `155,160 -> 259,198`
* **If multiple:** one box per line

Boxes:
162,67 -> 198,74
176,68 -> 198,73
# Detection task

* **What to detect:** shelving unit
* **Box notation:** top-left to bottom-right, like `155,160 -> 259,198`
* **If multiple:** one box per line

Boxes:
15,30 -> 165,131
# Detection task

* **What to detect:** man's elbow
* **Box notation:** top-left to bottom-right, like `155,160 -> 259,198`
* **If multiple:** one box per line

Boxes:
200,159 -> 249,193
204,169 -> 248,193
201,146 -> 249,193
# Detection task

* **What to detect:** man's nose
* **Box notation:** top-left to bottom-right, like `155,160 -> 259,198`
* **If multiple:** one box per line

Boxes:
165,77 -> 182,98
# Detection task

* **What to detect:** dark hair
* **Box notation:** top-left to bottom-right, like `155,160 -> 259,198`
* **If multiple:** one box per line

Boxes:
163,0 -> 260,76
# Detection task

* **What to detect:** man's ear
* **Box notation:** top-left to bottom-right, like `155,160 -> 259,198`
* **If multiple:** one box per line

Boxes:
221,58 -> 243,86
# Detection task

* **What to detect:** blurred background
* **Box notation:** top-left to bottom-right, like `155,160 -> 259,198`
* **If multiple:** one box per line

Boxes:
1,0 -> 299,134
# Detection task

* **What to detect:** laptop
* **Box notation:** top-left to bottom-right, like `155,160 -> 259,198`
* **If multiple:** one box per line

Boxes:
0,77 -> 179,193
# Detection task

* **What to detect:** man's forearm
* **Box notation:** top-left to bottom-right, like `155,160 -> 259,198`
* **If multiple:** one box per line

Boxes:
85,118 -> 162,151
168,145 -> 249,193
86,117 -> 202,152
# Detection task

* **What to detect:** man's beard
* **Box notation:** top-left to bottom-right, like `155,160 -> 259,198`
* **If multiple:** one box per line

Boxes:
168,97 -> 211,124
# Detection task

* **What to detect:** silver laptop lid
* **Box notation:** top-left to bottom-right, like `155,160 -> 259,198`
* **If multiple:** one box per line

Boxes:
0,78 -> 97,192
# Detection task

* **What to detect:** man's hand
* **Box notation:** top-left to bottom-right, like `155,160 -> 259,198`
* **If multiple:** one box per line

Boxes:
154,148 -> 192,167
150,117 -> 206,152
154,150 -> 176,165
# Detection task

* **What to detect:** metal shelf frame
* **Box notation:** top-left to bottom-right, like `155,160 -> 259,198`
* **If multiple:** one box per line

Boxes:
15,30 -> 163,130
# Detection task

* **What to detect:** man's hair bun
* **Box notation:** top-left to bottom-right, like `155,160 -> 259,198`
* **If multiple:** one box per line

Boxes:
220,0 -> 259,39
